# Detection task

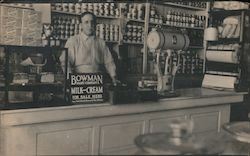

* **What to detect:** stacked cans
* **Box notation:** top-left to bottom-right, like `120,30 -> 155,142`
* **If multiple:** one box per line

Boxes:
173,1 -> 207,9
149,6 -> 164,24
148,6 -> 206,28
123,24 -> 144,43
172,50 -> 203,75
52,3 -> 119,17
96,24 -> 119,41
52,16 -> 81,40
124,3 -> 145,20
165,10 -> 206,28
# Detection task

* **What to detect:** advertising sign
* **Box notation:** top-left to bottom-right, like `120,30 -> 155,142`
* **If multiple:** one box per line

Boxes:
70,73 -> 104,104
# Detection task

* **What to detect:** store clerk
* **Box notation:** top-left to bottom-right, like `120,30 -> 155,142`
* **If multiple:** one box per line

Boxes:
60,12 -> 119,86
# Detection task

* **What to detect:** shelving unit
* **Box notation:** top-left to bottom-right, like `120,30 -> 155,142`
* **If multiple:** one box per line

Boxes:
0,45 -> 68,106
143,2 -> 207,87
204,7 -> 250,91
163,2 -> 206,11
52,10 -> 120,19
48,2 -> 208,88
149,22 -> 205,30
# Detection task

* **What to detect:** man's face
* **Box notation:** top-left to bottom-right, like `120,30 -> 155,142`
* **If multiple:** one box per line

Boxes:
81,14 -> 96,36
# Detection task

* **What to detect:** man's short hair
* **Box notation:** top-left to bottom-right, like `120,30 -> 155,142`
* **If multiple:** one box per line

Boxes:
80,12 -> 97,24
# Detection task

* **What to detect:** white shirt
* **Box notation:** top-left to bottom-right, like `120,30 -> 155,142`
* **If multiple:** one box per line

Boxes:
60,33 -> 116,77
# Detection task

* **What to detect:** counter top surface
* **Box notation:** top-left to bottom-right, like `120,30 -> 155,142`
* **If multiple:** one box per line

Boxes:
0,88 -> 246,126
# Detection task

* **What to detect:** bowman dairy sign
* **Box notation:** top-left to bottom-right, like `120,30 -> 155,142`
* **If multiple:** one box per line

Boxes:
70,73 -> 104,104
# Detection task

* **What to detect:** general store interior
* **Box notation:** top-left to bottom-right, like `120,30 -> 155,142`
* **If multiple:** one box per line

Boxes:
0,1 -> 250,155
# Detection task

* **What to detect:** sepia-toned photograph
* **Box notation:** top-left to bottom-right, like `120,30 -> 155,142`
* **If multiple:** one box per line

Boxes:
0,0 -> 250,155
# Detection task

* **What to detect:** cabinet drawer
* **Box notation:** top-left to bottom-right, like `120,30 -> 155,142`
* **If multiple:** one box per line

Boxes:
99,121 -> 145,154
190,111 -> 220,133
149,115 -> 186,133
36,127 -> 94,155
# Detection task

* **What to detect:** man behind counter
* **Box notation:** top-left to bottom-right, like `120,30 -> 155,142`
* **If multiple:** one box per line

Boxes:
60,12 -> 119,86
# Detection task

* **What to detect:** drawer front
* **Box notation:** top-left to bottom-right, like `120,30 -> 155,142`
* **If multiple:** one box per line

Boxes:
149,115 -> 187,133
36,127 -> 94,155
99,120 -> 145,154
190,111 -> 220,133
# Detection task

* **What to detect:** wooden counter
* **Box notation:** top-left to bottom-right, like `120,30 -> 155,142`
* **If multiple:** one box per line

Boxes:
0,88 -> 246,156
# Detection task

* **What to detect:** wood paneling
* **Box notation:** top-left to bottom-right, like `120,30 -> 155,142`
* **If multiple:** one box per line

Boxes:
36,127 -> 94,155
149,115 -> 187,133
99,121 -> 144,154
190,111 -> 220,133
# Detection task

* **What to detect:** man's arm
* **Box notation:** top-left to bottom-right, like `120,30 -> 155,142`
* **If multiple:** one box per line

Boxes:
59,37 -> 75,78
102,44 -> 119,85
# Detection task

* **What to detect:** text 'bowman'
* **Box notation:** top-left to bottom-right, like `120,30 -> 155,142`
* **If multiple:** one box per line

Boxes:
71,74 -> 103,85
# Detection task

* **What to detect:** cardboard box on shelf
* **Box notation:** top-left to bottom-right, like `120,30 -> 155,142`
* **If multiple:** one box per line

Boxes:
22,10 -> 42,30
0,36 -> 21,45
0,5 -> 42,46
21,37 -> 42,46
1,29 -> 22,38
0,16 -> 22,28
22,28 -> 42,39
0,6 -> 23,18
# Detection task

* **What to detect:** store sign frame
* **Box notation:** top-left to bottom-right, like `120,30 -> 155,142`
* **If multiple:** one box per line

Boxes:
69,73 -> 104,104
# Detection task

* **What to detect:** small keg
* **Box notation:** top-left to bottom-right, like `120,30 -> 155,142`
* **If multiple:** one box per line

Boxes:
147,29 -> 190,51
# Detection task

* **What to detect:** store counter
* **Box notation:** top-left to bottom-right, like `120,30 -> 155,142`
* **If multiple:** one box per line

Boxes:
0,88 -> 246,156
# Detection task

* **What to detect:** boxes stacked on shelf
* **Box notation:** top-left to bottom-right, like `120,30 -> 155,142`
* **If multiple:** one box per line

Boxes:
21,9 -> 42,46
0,6 -> 22,45
3,3 -> 33,9
0,5 -> 42,46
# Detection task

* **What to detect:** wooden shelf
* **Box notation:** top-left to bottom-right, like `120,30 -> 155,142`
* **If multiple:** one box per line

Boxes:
209,9 -> 249,17
123,41 -> 144,45
0,44 -> 66,51
1,82 -> 64,93
105,40 -> 119,43
51,10 -> 80,16
206,49 -> 235,51
208,38 -> 241,44
126,18 -> 145,23
51,10 -> 119,19
96,15 -> 119,19
189,46 -> 204,49
150,22 -> 204,30
163,2 -> 206,11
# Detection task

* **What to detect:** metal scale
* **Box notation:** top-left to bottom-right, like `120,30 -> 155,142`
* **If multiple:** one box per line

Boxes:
145,28 -> 190,97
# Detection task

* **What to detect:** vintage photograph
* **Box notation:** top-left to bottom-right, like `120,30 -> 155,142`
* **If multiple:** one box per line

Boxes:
0,0 -> 250,155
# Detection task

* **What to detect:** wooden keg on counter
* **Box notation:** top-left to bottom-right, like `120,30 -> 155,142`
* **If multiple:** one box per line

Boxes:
147,28 -> 190,51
